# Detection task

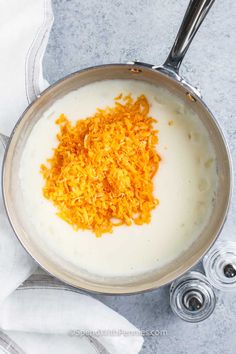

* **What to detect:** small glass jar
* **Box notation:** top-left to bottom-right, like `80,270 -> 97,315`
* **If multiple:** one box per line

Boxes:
170,271 -> 216,322
203,241 -> 236,291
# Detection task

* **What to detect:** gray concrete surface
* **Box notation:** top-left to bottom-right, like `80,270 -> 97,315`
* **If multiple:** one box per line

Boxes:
44,1 -> 236,353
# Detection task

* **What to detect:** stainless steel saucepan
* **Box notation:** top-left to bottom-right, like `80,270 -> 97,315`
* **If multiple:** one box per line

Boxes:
0,0 -> 232,294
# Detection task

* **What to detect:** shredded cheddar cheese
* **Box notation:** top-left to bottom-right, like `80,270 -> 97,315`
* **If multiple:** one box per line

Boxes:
41,94 -> 161,236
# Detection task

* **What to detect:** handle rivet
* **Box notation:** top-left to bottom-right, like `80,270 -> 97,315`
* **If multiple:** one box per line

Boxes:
186,92 -> 197,102
129,68 -> 142,73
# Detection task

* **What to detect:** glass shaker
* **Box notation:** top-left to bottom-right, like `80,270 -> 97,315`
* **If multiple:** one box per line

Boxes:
170,271 -> 216,322
203,241 -> 236,291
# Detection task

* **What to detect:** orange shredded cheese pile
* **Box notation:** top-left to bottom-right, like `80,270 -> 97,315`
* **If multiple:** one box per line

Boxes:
40,94 -> 161,237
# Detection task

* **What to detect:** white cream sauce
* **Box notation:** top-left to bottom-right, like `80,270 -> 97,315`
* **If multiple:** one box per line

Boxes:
19,80 -> 218,277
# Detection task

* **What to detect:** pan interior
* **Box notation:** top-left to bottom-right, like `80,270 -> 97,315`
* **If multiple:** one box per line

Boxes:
3,65 -> 231,293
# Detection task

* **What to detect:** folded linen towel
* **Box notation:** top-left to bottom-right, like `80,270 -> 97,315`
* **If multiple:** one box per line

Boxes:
0,1 -> 144,353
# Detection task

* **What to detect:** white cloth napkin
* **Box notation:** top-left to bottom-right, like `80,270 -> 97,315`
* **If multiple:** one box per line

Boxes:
3,331 -> 103,354
0,0 -> 53,135
0,180 -> 37,303
0,0 -> 53,305
0,1 -> 144,353
0,274 -> 143,354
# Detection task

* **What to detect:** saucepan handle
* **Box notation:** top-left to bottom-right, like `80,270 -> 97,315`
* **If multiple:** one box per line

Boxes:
0,133 -> 10,149
163,0 -> 215,73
